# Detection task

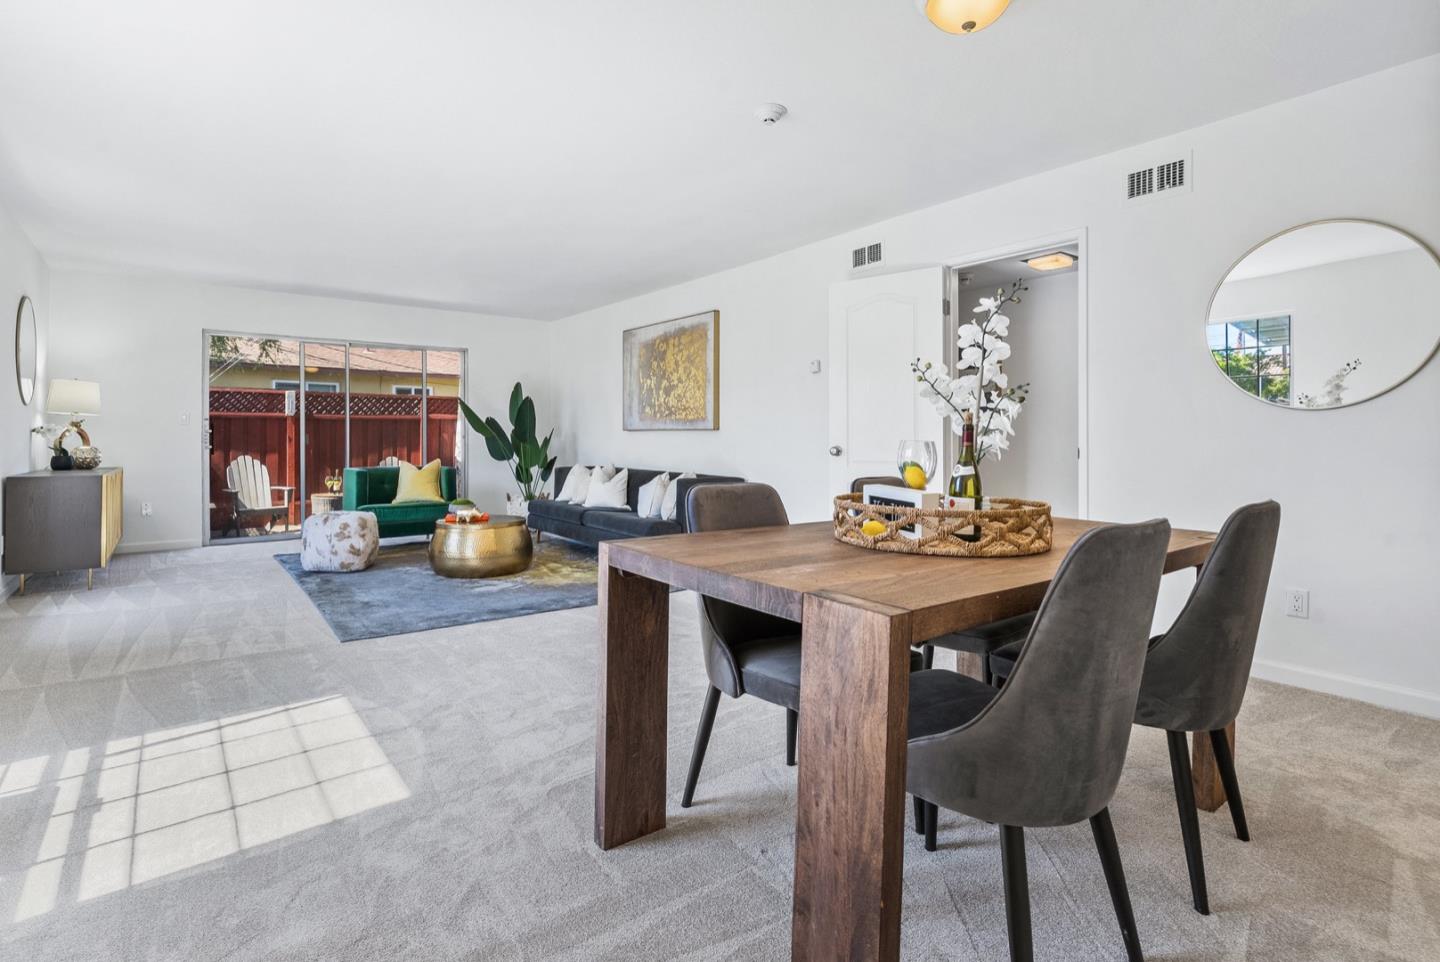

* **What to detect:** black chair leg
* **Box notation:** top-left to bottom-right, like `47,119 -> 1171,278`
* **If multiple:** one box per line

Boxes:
1209,728 -> 1249,842
913,795 -> 925,835
1090,807 -> 1144,962
924,802 -> 938,852
1166,730 -> 1210,915
922,644 -> 934,670
785,709 -> 798,767
681,687 -> 721,808
999,825 -> 1033,962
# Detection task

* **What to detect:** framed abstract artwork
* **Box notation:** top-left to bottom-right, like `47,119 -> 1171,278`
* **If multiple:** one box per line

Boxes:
622,310 -> 719,431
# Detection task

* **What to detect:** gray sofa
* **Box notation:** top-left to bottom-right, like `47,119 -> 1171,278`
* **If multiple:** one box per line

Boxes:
526,466 -> 743,546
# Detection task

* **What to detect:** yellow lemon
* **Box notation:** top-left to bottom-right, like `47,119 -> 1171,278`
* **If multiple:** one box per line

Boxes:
902,463 -> 927,490
861,519 -> 888,537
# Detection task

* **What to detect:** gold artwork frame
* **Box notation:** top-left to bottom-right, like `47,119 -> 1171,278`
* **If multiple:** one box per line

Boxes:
622,310 -> 719,431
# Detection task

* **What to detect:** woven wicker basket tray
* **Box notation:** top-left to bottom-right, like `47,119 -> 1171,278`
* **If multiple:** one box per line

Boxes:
833,494 -> 1053,558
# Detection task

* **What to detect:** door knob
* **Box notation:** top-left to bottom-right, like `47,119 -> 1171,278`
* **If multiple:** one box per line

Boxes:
829,445 -> 843,457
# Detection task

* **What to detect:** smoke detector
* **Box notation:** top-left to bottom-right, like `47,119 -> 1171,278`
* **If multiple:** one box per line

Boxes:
754,103 -> 788,125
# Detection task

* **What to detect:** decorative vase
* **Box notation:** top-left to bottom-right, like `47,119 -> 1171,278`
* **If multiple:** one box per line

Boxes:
71,446 -> 102,470
50,452 -> 73,471
506,496 -> 530,519
896,440 -> 938,490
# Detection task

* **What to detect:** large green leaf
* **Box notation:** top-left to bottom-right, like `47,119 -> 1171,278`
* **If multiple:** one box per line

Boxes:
515,439 -> 540,473
541,456 -> 557,482
508,382 -> 524,426
514,396 -> 536,444
458,398 -> 492,438
483,417 -> 513,461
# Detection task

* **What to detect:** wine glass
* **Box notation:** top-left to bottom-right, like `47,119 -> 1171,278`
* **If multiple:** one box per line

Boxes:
896,440 -> 937,490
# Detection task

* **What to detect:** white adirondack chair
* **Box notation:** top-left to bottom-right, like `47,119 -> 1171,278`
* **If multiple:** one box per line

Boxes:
223,455 -> 295,535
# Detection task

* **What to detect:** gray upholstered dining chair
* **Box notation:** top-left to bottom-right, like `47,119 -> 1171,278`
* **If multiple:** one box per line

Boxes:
680,483 -> 803,807
908,519 -> 1171,962
986,501 -> 1281,915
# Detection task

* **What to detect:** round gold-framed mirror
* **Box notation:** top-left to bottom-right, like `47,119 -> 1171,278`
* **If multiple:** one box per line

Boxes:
15,294 -> 37,406
1205,219 -> 1440,409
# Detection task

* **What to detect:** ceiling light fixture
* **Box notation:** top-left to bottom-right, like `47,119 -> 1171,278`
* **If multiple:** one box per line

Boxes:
1025,252 -> 1076,271
916,0 -> 1012,35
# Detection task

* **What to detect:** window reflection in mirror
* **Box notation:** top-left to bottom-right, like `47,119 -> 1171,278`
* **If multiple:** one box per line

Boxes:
1206,221 -> 1440,409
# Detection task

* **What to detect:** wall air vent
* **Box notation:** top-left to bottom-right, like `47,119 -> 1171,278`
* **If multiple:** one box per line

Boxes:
1126,167 -> 1154,199
851,241 -> 884,270
1155,158 -> 1185,192
1126,153 -> 1192,203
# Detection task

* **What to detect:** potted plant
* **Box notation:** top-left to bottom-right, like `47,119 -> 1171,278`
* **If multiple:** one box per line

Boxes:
458,383 -> 557,519
31,424 -> 70,470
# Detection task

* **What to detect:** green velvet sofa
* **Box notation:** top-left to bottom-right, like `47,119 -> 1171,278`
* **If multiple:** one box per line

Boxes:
342,466 -> 456,538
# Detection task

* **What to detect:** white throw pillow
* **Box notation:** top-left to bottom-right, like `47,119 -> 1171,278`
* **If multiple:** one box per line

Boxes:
661,472 -> 697,522
555,465 -> 593,503
592,463 -> 617,483
584,468 -> 630,509
636,473 -> 671,519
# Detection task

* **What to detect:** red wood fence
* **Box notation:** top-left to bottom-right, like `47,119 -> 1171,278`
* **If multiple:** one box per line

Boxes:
208,388 -> 460,533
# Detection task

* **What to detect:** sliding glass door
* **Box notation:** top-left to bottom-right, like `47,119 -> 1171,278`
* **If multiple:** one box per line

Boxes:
203,334 -> 465,544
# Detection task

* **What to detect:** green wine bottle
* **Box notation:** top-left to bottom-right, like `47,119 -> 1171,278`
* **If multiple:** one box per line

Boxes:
949,411 -> 982,542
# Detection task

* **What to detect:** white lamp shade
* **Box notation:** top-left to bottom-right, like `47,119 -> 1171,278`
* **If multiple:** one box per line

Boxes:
47,379 -> 102,416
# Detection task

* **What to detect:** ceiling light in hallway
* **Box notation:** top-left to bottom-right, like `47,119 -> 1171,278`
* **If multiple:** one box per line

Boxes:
1025,251 -> 1076,271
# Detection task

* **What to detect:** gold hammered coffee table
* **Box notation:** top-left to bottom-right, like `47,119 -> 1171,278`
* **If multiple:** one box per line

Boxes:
428,515 -> 534,578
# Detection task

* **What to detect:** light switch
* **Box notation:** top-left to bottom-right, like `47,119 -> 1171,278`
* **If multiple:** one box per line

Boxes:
809,359 -> 822,374
179,412 -> 190,425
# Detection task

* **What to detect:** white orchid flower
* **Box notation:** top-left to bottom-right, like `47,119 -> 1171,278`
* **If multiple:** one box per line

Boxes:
989,314 -> 1010,336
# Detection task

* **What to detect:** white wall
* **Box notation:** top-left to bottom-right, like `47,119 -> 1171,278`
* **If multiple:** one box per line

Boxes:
46,271 -> 549,552
1210,247 -> 1439,403
967,271 -> 1079,516
0,200 -> 50,597
548,55 -> 1440,717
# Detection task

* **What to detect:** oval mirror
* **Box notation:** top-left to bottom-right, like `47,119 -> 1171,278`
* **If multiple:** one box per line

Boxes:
15,294 -> 37,406
1206,220 -> 1440,409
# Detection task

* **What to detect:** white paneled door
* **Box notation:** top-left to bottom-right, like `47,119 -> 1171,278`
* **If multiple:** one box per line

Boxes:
827,267 -> 948,497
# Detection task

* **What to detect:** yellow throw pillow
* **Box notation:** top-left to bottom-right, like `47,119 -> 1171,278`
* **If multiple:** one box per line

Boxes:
394,459 -> 445,503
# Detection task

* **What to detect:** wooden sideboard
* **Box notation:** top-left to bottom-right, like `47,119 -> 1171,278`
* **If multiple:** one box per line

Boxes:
2,467 -> 123,592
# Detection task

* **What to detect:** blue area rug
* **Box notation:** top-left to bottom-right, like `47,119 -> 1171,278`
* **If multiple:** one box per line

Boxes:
276,538 -> 612,642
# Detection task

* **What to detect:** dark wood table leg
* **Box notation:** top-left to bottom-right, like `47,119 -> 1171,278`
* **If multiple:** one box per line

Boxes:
594,546 -> 670,849
1191,721 -> 1235,813
793,593 -> 912,962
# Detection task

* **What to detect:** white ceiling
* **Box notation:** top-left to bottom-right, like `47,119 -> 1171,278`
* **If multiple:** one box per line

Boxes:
0,1 -> 1436,320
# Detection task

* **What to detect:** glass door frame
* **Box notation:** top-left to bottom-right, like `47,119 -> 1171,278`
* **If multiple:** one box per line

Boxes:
201,330 -> 468,546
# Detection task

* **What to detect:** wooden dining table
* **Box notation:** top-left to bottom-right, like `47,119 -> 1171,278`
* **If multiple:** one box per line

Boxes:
594,517 -> 1217,962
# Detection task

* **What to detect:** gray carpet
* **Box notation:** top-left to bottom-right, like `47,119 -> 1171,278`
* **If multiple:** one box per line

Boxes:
1,541 -> 1438,961
274,538 -> 610,642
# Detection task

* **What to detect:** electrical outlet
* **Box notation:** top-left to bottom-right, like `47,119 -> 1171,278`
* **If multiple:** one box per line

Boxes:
141,502 -> 153,517
179,412 -> 190,426
1285,588 -> 1309,619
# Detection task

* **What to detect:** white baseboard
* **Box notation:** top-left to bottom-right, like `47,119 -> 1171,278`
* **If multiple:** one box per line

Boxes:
1251,657 -> 1440,720
115,539 -> 200,555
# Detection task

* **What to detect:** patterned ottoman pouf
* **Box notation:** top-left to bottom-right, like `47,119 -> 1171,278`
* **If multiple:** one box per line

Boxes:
300,511 -> 380,572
